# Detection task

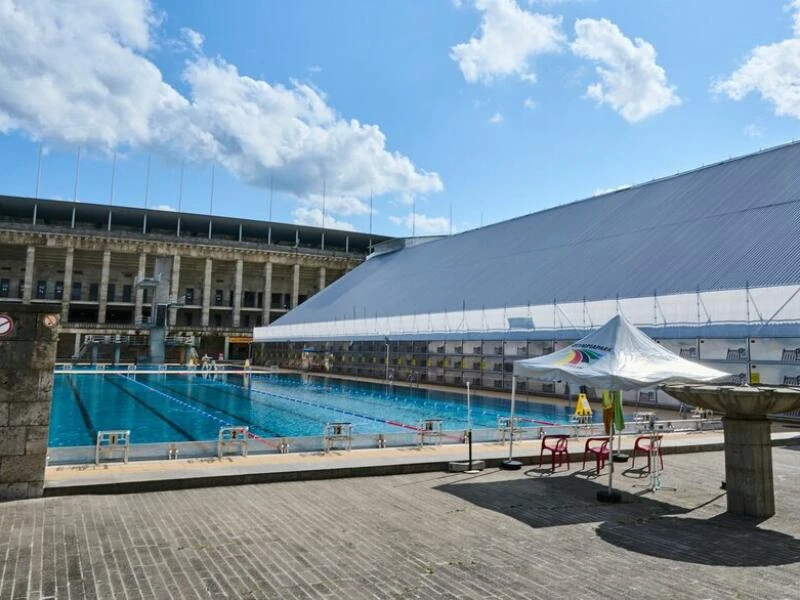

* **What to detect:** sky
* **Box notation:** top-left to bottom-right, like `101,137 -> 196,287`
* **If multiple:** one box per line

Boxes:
1,0 -> 800,236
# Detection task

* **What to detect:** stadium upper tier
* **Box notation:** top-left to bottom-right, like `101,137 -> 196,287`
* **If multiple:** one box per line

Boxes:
255,141 -> 800,342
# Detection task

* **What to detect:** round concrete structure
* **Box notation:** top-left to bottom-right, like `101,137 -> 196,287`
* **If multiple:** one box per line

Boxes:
663,384 -> 800,519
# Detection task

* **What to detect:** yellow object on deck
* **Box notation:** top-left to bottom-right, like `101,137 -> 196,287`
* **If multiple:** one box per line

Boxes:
574,393 -> 593,416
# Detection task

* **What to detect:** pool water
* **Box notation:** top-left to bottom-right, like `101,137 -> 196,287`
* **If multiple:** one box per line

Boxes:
49,372 -> 588,447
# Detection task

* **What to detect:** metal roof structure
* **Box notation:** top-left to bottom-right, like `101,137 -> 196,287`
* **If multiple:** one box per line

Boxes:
258,141 -> 800,341
0,194 -> 390,256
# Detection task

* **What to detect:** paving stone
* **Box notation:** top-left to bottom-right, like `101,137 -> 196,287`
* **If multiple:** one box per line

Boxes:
1,448 -> 800,599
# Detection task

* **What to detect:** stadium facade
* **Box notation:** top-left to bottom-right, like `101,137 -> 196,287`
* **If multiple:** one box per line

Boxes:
0,195 -> 388,362
254,142 -> 800,398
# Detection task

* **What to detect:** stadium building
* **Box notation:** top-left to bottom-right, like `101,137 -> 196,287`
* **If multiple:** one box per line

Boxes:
0,195 -> 387,362
254,142 -> 800,400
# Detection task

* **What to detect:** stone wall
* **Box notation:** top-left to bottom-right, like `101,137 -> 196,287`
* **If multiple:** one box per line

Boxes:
0,303 -> 60,500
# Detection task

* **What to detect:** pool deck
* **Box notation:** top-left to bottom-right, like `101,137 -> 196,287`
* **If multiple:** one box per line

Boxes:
44,428 -> 800,495
4,443 -> 800,599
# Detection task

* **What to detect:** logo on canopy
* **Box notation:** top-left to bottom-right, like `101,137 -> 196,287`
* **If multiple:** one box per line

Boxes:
559,349 -> 604,365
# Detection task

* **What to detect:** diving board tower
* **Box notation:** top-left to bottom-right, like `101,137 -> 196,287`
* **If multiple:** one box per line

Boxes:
136,256 -> 178,364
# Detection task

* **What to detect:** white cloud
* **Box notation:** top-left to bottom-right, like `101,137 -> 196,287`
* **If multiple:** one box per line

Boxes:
450,0 -> 565,84
0,0 -> 442,224
297,193 -> 370,217
712,3 -> 800,120
744,123 -> 763,137
151,203 -> 176,211
293,207 -> 355,231
389,212 -> 453,235
790,0 -> 800,36
452,0 -> 463,7
570,18 -> 681,122
592,183 -> 631,196
180,27 -> 204,51
183,58 -> 443,201
0,0 -> 195,151
523,97 -> 536,110
307,65 -> 322,74
488,111 -> 504,124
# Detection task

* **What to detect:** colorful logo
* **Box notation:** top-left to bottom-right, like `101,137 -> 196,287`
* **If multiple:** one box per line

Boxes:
559,349 -> 604,365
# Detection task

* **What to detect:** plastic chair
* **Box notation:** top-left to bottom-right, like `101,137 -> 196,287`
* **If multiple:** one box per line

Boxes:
632,434 -> 664,471
539,434 -> 570,471
582,437 -> 610,473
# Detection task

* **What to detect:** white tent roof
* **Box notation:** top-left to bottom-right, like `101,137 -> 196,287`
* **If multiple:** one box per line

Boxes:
512,315 -> 730,390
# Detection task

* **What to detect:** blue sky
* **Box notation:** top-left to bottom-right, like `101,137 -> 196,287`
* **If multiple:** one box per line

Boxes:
1,0 -> 799,235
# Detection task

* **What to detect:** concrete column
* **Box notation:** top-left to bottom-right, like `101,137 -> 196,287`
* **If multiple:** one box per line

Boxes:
169,254 -> 181,327
97,250 -> 111,324
722,416 -> 775,518
73,333 -> 81,358
232,258 -> 243,328
202,258 -> 212,327
318,267 -> 326,294
223,337 -> 230,360
291,263 -> 300,308
22,245 -> 35,303
0,302 -> 60,500
134,252 -> 147,326
262,261 -> 272,324
61,246 -> 74,322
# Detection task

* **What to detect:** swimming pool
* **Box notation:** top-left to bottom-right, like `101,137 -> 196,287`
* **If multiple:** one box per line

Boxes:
49,372 -> 588,447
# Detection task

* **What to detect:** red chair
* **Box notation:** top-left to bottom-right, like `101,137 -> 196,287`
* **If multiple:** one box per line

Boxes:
582,437 -> 610,474
632,434 -> 664,471
539,434 -> 570,471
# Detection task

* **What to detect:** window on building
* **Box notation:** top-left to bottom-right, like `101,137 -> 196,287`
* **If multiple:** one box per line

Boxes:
215,289 -> 223,306
257,292 -> 263,308
54,281 -> 64,300
71,282 -> 82,301
255,314 -> 262,327
0,278 -> 9,298
36,280 -> 47,299
122,284 -> 132,302
185,288 -> 194,305
271,292 -> 281,308
107,283 -> 115,303
213,313 -> 222,327
18,279 -> 24,298
183,312 -> 193,326
243,315 -> 250,328
89,283 -> 99,302
229,290 -> 234,307
142,289 -> 148,303
243,291 -> 255,308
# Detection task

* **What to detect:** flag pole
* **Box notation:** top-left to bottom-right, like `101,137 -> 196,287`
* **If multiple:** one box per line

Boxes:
501,375 -> 522,470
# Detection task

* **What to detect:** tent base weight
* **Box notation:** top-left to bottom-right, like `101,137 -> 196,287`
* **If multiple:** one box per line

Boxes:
612,452 -> 629,463
500,459 -> 523,470
597,490 -> 622,503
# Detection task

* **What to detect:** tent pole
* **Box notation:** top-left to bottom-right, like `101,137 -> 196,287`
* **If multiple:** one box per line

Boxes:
608,421 -> 615,495
598,391 -> 622,503
501,375 -> 522,470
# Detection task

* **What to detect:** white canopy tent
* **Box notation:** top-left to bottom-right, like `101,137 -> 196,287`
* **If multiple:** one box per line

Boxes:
505,315 -> 729,500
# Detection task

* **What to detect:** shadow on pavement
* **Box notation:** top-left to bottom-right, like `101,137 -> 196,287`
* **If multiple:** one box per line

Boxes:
596,513 -> 800,566
435,471 -> 686,530
436,470 -> 800,567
